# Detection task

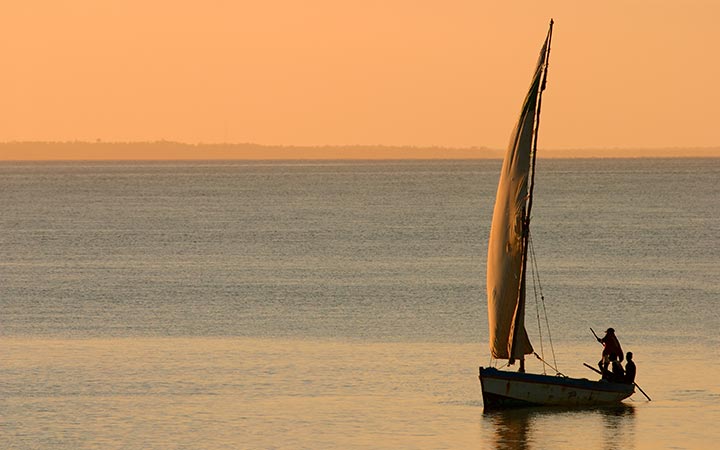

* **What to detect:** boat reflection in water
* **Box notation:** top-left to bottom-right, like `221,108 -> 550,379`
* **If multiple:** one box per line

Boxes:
483,405 -> 636,450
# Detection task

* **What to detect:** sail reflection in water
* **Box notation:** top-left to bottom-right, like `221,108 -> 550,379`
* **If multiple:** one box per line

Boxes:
484,405 -> 636,450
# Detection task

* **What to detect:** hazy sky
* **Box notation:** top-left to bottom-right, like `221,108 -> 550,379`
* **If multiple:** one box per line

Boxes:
2,1 -> 718,149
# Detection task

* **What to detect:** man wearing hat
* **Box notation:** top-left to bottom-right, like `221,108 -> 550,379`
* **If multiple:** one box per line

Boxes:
597,327 -> 623,372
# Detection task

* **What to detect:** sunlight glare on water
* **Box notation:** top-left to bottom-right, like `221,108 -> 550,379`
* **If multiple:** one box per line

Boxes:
2,338 -> 719,449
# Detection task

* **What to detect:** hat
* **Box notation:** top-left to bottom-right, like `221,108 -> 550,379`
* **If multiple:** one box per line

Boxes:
606,328 -> 615,333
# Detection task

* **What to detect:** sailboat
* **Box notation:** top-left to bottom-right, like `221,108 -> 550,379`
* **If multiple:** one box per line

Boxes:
478,20 -> 634,409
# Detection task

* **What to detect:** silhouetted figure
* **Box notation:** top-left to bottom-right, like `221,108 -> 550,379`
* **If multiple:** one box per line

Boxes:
597,327 -> 623,372
624,352 -> 636,384
610,355 -> 625,383
601,354 -> 625,383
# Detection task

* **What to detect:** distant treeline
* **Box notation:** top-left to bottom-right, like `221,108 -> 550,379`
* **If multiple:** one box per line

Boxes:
0,141 -> 500,160
0,141 -> 718,160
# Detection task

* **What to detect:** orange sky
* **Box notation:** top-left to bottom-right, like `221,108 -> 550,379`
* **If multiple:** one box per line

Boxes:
1,1 -> 719,155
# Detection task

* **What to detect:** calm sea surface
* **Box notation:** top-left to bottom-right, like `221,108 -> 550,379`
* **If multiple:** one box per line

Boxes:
1,158 -> 718,449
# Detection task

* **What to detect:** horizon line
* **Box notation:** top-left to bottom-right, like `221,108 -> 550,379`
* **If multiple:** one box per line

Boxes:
1,141 -> 719,161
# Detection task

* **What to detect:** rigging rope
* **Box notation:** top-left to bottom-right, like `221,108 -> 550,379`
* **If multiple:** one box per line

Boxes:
528,232 -> 559,372
530,242 -> 546,374
533,352 -> 565,377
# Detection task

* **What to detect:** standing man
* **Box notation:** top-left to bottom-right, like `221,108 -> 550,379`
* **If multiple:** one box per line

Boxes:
597,328 -> 623,372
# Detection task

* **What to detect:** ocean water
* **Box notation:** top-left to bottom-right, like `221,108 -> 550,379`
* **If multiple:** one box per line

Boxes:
1,158 -> 718,449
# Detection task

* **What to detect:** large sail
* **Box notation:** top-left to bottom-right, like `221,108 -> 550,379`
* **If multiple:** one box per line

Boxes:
487,25 -> 552,360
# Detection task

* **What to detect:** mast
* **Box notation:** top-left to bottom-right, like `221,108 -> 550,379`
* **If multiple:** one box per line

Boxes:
527,19 -> 553,222
509,20 -> 553,359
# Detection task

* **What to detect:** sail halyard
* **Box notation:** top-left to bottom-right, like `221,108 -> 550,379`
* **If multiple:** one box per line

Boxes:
487,22 -> 553,362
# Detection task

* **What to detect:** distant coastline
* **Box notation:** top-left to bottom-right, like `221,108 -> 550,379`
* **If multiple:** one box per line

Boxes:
1,141 -> 718,161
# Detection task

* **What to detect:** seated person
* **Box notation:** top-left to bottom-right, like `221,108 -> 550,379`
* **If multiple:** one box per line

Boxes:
602,354 -> 625,383
624,351 -> 636,384
610,355 -> 625,383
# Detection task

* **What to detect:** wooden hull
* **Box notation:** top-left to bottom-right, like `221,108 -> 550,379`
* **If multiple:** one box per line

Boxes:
479,367 -> 634,409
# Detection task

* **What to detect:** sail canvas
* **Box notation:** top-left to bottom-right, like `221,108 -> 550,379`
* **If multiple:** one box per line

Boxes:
486,35 -> 550,360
